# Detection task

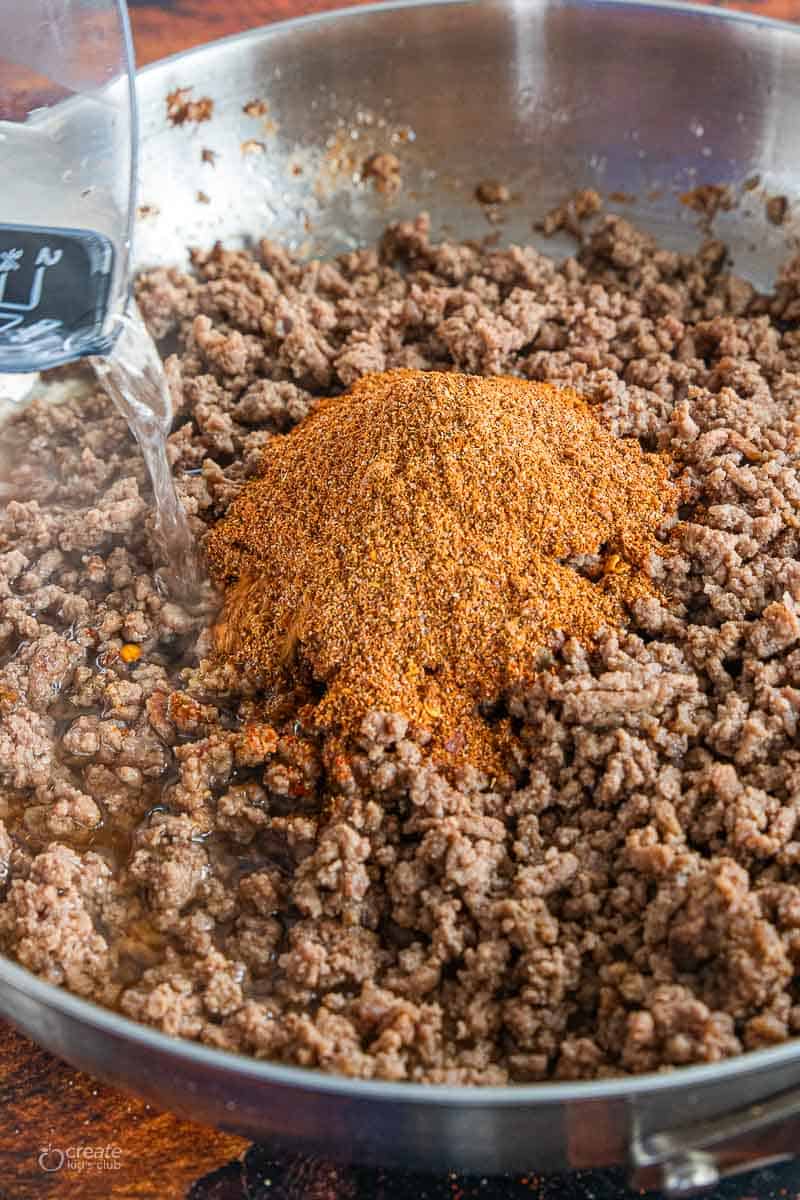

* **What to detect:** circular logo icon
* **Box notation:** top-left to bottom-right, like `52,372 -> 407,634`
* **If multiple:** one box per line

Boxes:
38,1144 -> 64,1173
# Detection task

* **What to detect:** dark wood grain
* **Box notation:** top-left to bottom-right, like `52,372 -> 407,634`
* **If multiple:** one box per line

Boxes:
3,0 -> 800,1196
127,0 -> 373,66
0,1024 -> 246,1198
124,0 -> 800,67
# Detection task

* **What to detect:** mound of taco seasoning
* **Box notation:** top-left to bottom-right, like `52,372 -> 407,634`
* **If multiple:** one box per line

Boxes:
2,202 -> 800,1084
206,368 -> 677,765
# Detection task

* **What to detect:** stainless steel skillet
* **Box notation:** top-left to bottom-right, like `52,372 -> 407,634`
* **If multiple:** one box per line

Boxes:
5,0 -> 800,1190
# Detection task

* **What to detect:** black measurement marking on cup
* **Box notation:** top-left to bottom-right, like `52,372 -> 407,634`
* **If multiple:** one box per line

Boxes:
0,224 -> 114,351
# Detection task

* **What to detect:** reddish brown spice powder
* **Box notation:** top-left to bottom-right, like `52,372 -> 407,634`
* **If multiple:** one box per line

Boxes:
205,369 -> 678,762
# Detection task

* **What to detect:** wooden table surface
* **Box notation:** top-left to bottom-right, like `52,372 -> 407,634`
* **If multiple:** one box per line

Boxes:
2,0 -> 799,1197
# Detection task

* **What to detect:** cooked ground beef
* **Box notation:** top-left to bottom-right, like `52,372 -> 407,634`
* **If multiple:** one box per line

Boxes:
3,204 -> 800,1083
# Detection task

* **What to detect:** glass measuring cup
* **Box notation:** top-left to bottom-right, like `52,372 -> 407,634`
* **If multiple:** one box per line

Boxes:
0,0 -> 137,373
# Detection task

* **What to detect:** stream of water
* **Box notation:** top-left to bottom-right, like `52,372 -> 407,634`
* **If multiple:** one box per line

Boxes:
91,306 -> 206,604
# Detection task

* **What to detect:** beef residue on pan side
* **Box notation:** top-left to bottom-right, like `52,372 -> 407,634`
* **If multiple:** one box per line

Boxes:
2,204 -> 800,1083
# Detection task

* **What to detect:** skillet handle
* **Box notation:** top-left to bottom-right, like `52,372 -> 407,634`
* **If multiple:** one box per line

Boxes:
628,1082 -> 800,1194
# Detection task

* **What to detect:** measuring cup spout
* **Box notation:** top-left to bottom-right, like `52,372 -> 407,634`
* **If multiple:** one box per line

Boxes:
0,0 -> 137,374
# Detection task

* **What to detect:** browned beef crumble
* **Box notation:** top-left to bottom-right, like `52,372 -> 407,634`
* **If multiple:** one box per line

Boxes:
166,87 -> 214,127
3,207 -> 800,1083
767,194 -> 790,227
476,180 -> 511,206
362,153 -> 403,197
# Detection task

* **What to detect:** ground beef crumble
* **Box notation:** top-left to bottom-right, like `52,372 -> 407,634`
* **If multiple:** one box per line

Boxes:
3,203 -> 800,1083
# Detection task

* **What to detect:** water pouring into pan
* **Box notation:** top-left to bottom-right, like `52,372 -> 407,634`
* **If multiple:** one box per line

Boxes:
0,0 -> 200,596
